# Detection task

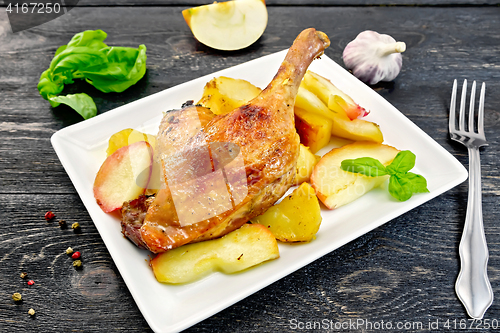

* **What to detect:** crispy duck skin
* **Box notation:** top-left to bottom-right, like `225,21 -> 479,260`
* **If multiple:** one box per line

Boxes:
128,28 -> 330,253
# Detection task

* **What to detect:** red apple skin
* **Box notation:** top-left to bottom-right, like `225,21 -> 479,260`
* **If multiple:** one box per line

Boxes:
93,141 -> 153,213
344,104 -> 369,120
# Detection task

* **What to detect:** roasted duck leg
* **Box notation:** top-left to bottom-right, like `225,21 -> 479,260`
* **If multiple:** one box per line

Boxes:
123,28 -> 330,253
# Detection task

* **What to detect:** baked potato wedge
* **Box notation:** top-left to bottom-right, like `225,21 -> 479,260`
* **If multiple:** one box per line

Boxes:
295,144 -> 320,184
251,183 -> 322,242
197,76 -> 262,115
295,107 -> 333,154
106,128 -> 156,156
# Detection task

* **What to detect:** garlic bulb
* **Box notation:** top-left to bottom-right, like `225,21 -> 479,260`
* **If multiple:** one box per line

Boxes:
343,30 -> 406,85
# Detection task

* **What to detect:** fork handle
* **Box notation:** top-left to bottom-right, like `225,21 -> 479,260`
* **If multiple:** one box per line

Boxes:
455,147 -> 493,319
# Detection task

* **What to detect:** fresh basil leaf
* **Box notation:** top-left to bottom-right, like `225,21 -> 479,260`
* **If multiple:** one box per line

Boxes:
53,45 -> 68,57
51,47 -> 108,75
37,29 -> 147,120
49,93 -> 97,120
82,45 -> 147,93
386,150 -> 416,175
388,174 -> 413,202
38,69 -> 64,101
340,157 -> 388,177
67,29 -> 108,48
405,172 -> 430,193
340,150 -> 428,202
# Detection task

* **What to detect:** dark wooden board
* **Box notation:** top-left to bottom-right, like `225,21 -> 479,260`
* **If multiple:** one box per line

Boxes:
1,4 -> 499,333
63,0 -> 500,5
2,1 -> 500,6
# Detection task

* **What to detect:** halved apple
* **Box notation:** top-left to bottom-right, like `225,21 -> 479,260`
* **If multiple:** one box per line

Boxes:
182,0 -> 268,51
311,141 -> 399,209
151,223 -> 279,284
94,141 -> 154,213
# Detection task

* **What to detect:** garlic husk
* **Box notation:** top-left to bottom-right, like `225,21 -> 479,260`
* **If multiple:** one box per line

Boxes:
343,30 -> 406,85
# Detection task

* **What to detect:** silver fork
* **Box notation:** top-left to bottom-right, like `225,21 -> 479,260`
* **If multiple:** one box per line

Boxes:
450,79 -> 493,319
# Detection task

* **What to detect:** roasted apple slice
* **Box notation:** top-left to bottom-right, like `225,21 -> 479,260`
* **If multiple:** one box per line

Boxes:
151,223 -> 279,284
303,71 -> 368,120
311,141 -> 399,209
296,86 -> 336,120
182,0 -> 268,51
296,85 -> 383,143
93,141 -> 153,213
329,99 -> 384,143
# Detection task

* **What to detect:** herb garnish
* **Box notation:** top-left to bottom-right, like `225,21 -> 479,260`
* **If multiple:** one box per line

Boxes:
38,29 -> 147,119
340,150 -> 429,202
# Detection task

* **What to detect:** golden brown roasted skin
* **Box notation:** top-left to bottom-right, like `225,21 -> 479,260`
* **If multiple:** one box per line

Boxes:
141,28 -> 330,253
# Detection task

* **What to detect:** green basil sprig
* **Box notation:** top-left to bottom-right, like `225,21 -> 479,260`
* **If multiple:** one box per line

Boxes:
38,29 -> 147,119
340,150 -> 429,202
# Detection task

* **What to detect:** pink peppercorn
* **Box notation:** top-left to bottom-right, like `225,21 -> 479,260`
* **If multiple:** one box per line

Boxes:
71,251 -> 81,259
44,211 -> 55,221
27,280 -> 35,286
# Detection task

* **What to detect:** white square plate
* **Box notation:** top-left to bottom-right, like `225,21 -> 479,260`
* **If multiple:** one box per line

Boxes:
51,50 -> 467,333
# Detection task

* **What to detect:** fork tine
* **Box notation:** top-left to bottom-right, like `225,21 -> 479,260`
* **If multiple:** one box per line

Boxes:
469,81 -> 476,132
459,79 -> 468,131
478,82 -> 486,136
449,79 -> 457,132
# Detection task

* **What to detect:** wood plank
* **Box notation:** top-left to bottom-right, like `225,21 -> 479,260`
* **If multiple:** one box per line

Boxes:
0,5 -> 499,332
72,0 -> 500,5
0,193 -> 151,331
2,0 -> 500,6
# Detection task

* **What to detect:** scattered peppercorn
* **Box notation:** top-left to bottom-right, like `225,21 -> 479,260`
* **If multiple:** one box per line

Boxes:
27,280 -> 35,286
12,293 -> 22,302
28,308 -> 35,316
65,247 -> 73,255
73,260 -> 82,268
71,251 -> 81,259
44,211 -> 55,221
20,272 -> 28,279
58,219 -> 67,229
71,222 -> 81,233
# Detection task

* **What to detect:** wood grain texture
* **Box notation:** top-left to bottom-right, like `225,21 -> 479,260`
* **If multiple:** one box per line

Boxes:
0,4 -> 499,333
62,0 -> 500,5
1,1 -> 500,6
